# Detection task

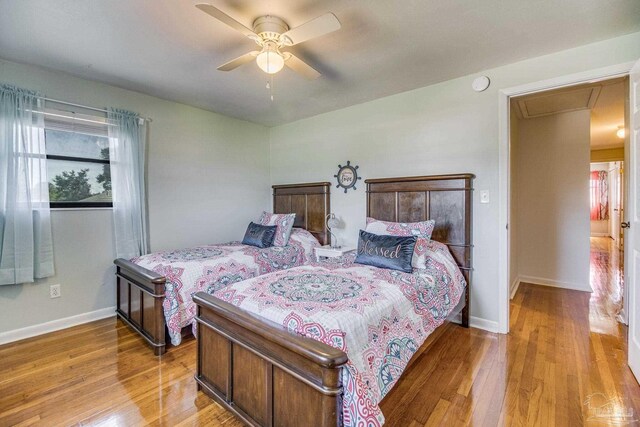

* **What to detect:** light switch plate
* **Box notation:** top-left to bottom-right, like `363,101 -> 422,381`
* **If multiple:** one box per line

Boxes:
480,190 -> 490,204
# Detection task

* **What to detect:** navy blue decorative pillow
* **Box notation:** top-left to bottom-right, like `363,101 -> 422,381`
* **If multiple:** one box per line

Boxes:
354,230 -> 417,273
242,222 -> 277,248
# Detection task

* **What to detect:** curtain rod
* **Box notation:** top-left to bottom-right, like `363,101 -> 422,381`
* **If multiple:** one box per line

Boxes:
39,96 -> 153,122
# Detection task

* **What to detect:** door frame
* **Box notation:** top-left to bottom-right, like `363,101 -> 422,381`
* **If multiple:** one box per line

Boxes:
609,162 -> 622,247
498,61 -> 635,334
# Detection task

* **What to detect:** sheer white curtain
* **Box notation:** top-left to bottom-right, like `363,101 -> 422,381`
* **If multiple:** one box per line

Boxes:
108,108 -> 148,259
0,84 -> 54,285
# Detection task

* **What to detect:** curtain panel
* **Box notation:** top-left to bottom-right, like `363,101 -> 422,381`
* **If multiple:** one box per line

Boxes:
590,170 -> 609,221
108,108 -> 149,259
0,84 -> 54,285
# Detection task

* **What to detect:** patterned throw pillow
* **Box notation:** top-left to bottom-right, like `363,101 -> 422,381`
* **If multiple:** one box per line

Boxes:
242,222 -> 277,248
354,230 -> 417,273
365,217 -> 435,239
365,217 -> 435,269
258,212 -> 296,247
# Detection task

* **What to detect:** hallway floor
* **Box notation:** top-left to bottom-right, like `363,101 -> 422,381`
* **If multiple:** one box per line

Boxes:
589,236 -> 624,331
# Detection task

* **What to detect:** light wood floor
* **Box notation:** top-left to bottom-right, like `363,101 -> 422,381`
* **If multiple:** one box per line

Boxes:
1,237 -> 638,426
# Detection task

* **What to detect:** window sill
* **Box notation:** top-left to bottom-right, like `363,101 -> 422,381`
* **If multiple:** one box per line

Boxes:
50,207 -> 113,212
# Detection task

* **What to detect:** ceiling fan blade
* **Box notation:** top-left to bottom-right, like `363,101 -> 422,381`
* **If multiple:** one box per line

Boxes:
217,51 -> 259,71
284,53 -> 321,80
280,13 -> 341,46
196,4 -> 259,40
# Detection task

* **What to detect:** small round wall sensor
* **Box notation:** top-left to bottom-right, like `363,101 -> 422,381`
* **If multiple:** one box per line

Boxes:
472,76 -> 490,92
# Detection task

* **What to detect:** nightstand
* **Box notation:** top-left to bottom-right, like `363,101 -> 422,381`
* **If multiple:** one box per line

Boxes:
314,246 -> 355,262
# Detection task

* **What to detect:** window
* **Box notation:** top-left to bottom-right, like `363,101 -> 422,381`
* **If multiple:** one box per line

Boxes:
590,170 -> 609,221
44,109 -> 112,208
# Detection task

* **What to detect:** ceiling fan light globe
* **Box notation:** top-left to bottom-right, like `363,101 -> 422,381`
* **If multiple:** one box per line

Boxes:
256,50 -> 284,74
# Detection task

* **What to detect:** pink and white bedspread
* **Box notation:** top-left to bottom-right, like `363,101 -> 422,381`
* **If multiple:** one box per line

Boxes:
211,240 -> 466,426
131,228 -> 319,346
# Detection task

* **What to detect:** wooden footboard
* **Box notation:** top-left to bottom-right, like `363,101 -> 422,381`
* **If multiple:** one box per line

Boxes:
193,292 -> 348,427
114,258 -> 167,355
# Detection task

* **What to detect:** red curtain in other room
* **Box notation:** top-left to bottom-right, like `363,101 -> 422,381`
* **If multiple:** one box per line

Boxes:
590,170 -> 609,221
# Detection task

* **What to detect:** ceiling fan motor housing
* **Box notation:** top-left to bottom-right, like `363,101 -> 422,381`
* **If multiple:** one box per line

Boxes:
253,16 -> 289,42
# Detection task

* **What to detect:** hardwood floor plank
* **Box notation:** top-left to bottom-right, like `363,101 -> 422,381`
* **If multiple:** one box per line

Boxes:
456,334 -> 493,397
424,399 -> 451,427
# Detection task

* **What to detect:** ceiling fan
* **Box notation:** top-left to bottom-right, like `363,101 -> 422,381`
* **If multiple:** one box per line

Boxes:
196,3 -> 341,80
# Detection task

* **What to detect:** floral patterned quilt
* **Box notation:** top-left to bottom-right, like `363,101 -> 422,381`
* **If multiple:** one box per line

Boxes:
131,228 -> 319,346
211,239 -> 466,426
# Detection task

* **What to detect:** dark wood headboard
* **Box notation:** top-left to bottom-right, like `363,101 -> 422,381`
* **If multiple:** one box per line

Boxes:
365,173 -> 474,326
273,182 -> 331,246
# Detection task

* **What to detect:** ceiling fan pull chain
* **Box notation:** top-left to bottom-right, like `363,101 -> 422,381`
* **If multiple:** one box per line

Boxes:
270,75 -> 274,101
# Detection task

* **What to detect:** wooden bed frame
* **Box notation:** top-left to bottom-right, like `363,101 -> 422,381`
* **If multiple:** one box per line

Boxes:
193,173 -> 474,426
114,182 -> 331,356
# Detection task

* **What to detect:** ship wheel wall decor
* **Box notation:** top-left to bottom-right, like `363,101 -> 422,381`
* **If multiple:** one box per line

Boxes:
334,161 -> 361,193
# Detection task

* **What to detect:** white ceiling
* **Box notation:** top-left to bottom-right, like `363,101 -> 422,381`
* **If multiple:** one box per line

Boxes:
513,78 -> 627,150
0,0 -> 638,126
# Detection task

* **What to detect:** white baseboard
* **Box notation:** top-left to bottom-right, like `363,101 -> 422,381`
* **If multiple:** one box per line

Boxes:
517,275 -> 592,293
470,316 -> 500,333
590,232 -> 611,237
450,313 -> 500,333
510,277 -> 521,299
617,308 -> 629,325
0,306 -> 116,345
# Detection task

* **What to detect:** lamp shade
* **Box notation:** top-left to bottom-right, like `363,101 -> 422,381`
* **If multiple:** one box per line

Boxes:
327,216 -> 339,228
256,48 -> 284,74
325,213 -> 341,249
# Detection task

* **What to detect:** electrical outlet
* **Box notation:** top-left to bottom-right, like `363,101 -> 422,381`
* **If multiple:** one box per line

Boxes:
50,284 -> 61,299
